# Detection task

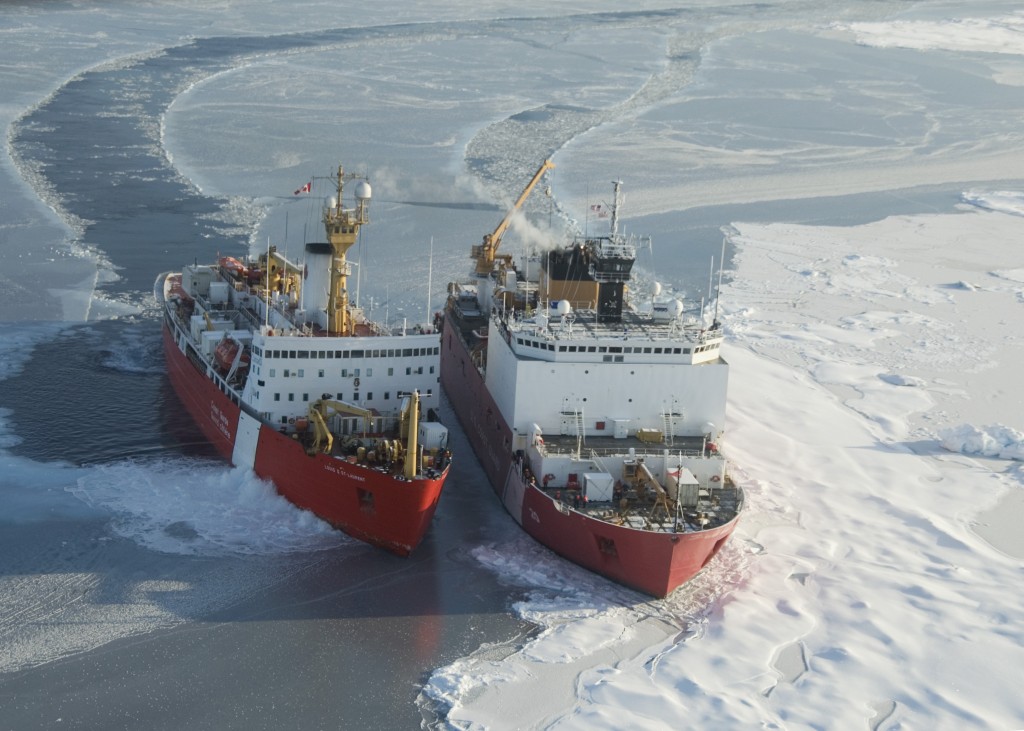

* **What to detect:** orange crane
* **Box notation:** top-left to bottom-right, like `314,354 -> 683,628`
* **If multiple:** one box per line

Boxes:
471,159 -> 555,276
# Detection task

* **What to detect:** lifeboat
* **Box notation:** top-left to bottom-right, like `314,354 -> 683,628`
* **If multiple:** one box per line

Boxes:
213,336 -> 250,373
218,256 -> 247,279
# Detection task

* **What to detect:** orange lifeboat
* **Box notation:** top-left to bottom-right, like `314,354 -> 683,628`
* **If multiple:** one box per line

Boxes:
218,256 -> 247,279
213,336 -> 250,373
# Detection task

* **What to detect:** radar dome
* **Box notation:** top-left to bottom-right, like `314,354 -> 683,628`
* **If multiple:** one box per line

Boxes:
652,281 -> 663,296
670,299 -> 684,318
355,181 -> 372,200
327,196 -> 338,209
555,300 -> 572,316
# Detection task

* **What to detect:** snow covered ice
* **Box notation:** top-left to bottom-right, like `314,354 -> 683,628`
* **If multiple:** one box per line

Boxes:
2,1 -> 1024,728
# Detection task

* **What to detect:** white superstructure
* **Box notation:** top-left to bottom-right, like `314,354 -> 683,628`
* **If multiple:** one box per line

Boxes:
486,307 -> 727,445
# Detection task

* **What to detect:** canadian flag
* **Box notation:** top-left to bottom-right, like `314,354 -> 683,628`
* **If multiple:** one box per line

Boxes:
293,181 -> 311,195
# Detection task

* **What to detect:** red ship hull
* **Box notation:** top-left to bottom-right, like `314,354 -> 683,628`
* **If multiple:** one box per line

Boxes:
440,317 -> 738,597
163,324 -> 446,555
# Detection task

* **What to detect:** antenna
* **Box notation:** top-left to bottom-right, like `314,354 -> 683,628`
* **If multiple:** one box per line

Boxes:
707,255 -> 714,324
265,235 -> 271,330
356,223 -> 363,308
610,180 -> 623,237
426,236 -> 433,325
713,235 -> 726,326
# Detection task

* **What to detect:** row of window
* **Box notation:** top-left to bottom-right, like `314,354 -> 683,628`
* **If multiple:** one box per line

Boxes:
266,365 -> 434,379
271,388 -> 433,404
253,345 -> 440,360
514,338 -> 719,356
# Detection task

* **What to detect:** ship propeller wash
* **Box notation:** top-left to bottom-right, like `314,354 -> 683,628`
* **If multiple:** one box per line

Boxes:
440,161 -> 742,596
157,163 -> 451,555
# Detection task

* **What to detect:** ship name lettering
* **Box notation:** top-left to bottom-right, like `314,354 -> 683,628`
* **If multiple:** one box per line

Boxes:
209,402 -> 231,440
325,462 -> 364,481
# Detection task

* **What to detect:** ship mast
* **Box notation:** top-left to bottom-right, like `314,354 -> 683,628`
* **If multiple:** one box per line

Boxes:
324,164 -> 371,335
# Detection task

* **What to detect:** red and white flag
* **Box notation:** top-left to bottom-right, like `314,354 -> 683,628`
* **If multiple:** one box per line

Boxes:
293,181 -> 311,195
590,203 -> 608,218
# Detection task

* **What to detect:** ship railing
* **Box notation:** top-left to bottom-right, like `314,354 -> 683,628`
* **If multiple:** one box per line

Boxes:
590,270 -> 633,283
238,306 -> 262,330
540,443 -> 714,461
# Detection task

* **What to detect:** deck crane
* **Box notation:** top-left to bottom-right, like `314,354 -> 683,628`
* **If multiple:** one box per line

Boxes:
471,159 -> 555,276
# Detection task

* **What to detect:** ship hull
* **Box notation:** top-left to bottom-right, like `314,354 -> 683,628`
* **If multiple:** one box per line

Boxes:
441,316 -> 738,597
163,322 -> 446,555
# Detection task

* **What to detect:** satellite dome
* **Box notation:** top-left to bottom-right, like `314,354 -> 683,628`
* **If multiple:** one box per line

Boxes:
355,181 -> 372,200
652,281 -> 663,296
670,299 -> 684,318
555,300 -> 572,316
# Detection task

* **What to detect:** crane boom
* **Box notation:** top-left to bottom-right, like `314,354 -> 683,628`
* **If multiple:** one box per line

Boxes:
472,159 -> 555,275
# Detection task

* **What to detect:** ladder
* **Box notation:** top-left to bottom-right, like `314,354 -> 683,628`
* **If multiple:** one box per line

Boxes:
574,404 -> 585,454
661,408 -> 675,447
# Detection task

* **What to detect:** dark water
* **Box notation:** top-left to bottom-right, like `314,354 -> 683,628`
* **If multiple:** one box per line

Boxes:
1,26 -> 541,731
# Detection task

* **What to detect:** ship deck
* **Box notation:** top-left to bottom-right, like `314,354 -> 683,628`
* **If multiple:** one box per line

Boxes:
535,473 -> 740,534
523,433 -> 739,534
